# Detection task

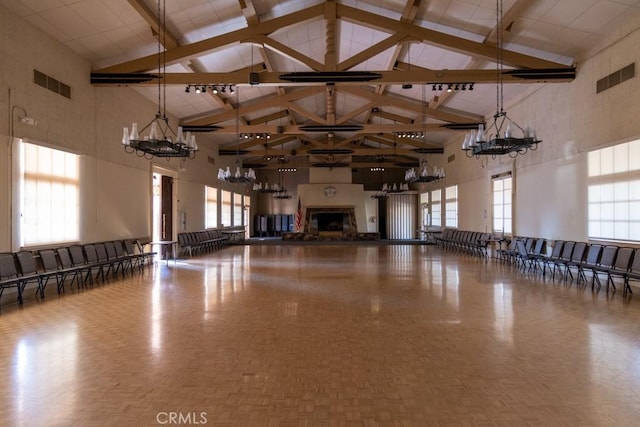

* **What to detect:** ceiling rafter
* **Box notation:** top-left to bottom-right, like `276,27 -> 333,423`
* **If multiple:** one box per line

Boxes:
94,4 -> 325,73
340,86 -> 480,123
240,0 -> 301,150
184,86 -> 325,126
96,1 -> 564,76
251,35 -> 325,71
337,32 -> 413,71
335,3 -> 566,69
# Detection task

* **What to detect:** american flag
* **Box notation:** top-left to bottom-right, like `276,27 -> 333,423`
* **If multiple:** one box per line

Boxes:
295,197 -> 302,231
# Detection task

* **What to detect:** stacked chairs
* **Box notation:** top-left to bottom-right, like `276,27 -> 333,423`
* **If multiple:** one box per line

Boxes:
0,253 -> 25,306
177,229 -> 230,258
563,242 -> 588,282
601,247 -> 634,294
15,251 -> 54,299
39,248 -> 79,295
515,238 -> 547,273
623,253 -> 640,297
434,229 -> 490,257
126,240 -> 155,267
497,237 -> 521,264
550,241 -> 575,280
0,238 -> 157,309
540,241 -> 564,277
576,244 -> 603,285
513,239 -> 639,297
56,246 -> 89,291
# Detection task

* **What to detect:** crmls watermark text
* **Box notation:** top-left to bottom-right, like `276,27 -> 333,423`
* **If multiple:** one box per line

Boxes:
156,411 -> 208,425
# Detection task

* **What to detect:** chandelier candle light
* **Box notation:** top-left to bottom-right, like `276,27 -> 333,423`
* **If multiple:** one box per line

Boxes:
218,162 -> 256,183
121,0 -> 198,159
405,159 -> 445,183
461,0 -> 541,159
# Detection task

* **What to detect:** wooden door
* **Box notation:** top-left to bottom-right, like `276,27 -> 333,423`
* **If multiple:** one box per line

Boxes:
161,175 -> 173,241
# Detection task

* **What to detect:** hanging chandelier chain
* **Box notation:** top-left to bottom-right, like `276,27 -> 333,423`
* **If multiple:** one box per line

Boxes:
162,0 -> 167,119
496,0 -> 503,115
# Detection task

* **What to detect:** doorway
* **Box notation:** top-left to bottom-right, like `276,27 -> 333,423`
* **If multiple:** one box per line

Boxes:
152,169 -> 175,258
377,197 -> 387,239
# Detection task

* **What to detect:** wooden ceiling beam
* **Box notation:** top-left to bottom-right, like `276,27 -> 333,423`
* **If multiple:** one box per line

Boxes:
94,4 -> 324,73
211,123 -> 457,134
336,3 -> 566,69
337,32 -> 413,71
126,0 -> 178,50
340,86 -> 481,123
251,35 -> 325,71
98,68 -> 571,87
184,86 -> 325,126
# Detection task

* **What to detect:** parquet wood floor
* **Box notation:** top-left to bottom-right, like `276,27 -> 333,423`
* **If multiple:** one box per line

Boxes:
1,244 -> 640,426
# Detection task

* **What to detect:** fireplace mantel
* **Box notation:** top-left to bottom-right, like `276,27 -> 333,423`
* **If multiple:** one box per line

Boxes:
304,207 -> 357,236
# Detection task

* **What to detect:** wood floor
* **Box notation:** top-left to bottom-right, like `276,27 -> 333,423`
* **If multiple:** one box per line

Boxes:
1,244 -> 640,426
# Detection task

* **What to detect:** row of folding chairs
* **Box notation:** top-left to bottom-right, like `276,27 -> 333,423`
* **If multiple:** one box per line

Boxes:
0,240 -> 155,308
505,237 -> 640,297
177,229 -> 230,257
434,229 -> 492,257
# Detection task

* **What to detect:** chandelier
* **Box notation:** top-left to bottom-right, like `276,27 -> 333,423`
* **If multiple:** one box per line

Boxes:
218,161 -> 256,183
461,0 -> 541,159
217,82 -> 256,183
273,167 -> 293,199
405,159 -> 445,183
121,0 -> 198,159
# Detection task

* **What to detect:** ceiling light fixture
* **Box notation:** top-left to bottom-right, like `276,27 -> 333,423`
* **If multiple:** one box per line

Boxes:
405,84 -> 446,184
218,86 -> 256,183
462,0 -> 541,158
121,0 -> 197,159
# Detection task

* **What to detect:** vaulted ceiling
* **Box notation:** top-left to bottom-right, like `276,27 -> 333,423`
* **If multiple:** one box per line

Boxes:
4,0 -> 640,169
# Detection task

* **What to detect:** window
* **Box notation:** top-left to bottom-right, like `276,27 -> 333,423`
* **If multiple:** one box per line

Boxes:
20,141 -> 79,246
430,189 -> 442,227
492,174 -> 512,234
221,190 -> 232,227
233,193 -> 243,226
445,185 -> 458,228
205,186 -> 218,228
588,139 -> 640,241
244,197 -> 251,237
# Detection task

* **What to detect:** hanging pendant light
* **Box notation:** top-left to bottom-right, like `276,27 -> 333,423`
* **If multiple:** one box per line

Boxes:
121,0 -> 198,159
462,0 -> 541,159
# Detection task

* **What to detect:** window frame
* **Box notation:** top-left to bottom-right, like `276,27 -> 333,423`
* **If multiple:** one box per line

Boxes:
492,172 -> 513,236
445,185 -> 458,228
588,139 -> 640,242
18,140 -> 80,248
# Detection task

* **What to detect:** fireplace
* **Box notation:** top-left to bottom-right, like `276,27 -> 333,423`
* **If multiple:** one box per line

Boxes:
305,207 -> 357,236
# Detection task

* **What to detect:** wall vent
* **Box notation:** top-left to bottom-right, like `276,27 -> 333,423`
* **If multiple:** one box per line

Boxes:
596,63 -> 635,94
34,69 -> 71,99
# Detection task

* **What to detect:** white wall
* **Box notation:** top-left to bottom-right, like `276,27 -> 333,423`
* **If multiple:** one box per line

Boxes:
3,4 -> 640,248
298,183 -> 368,232
0,5 -> 223,250
442,17 -> 640,241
